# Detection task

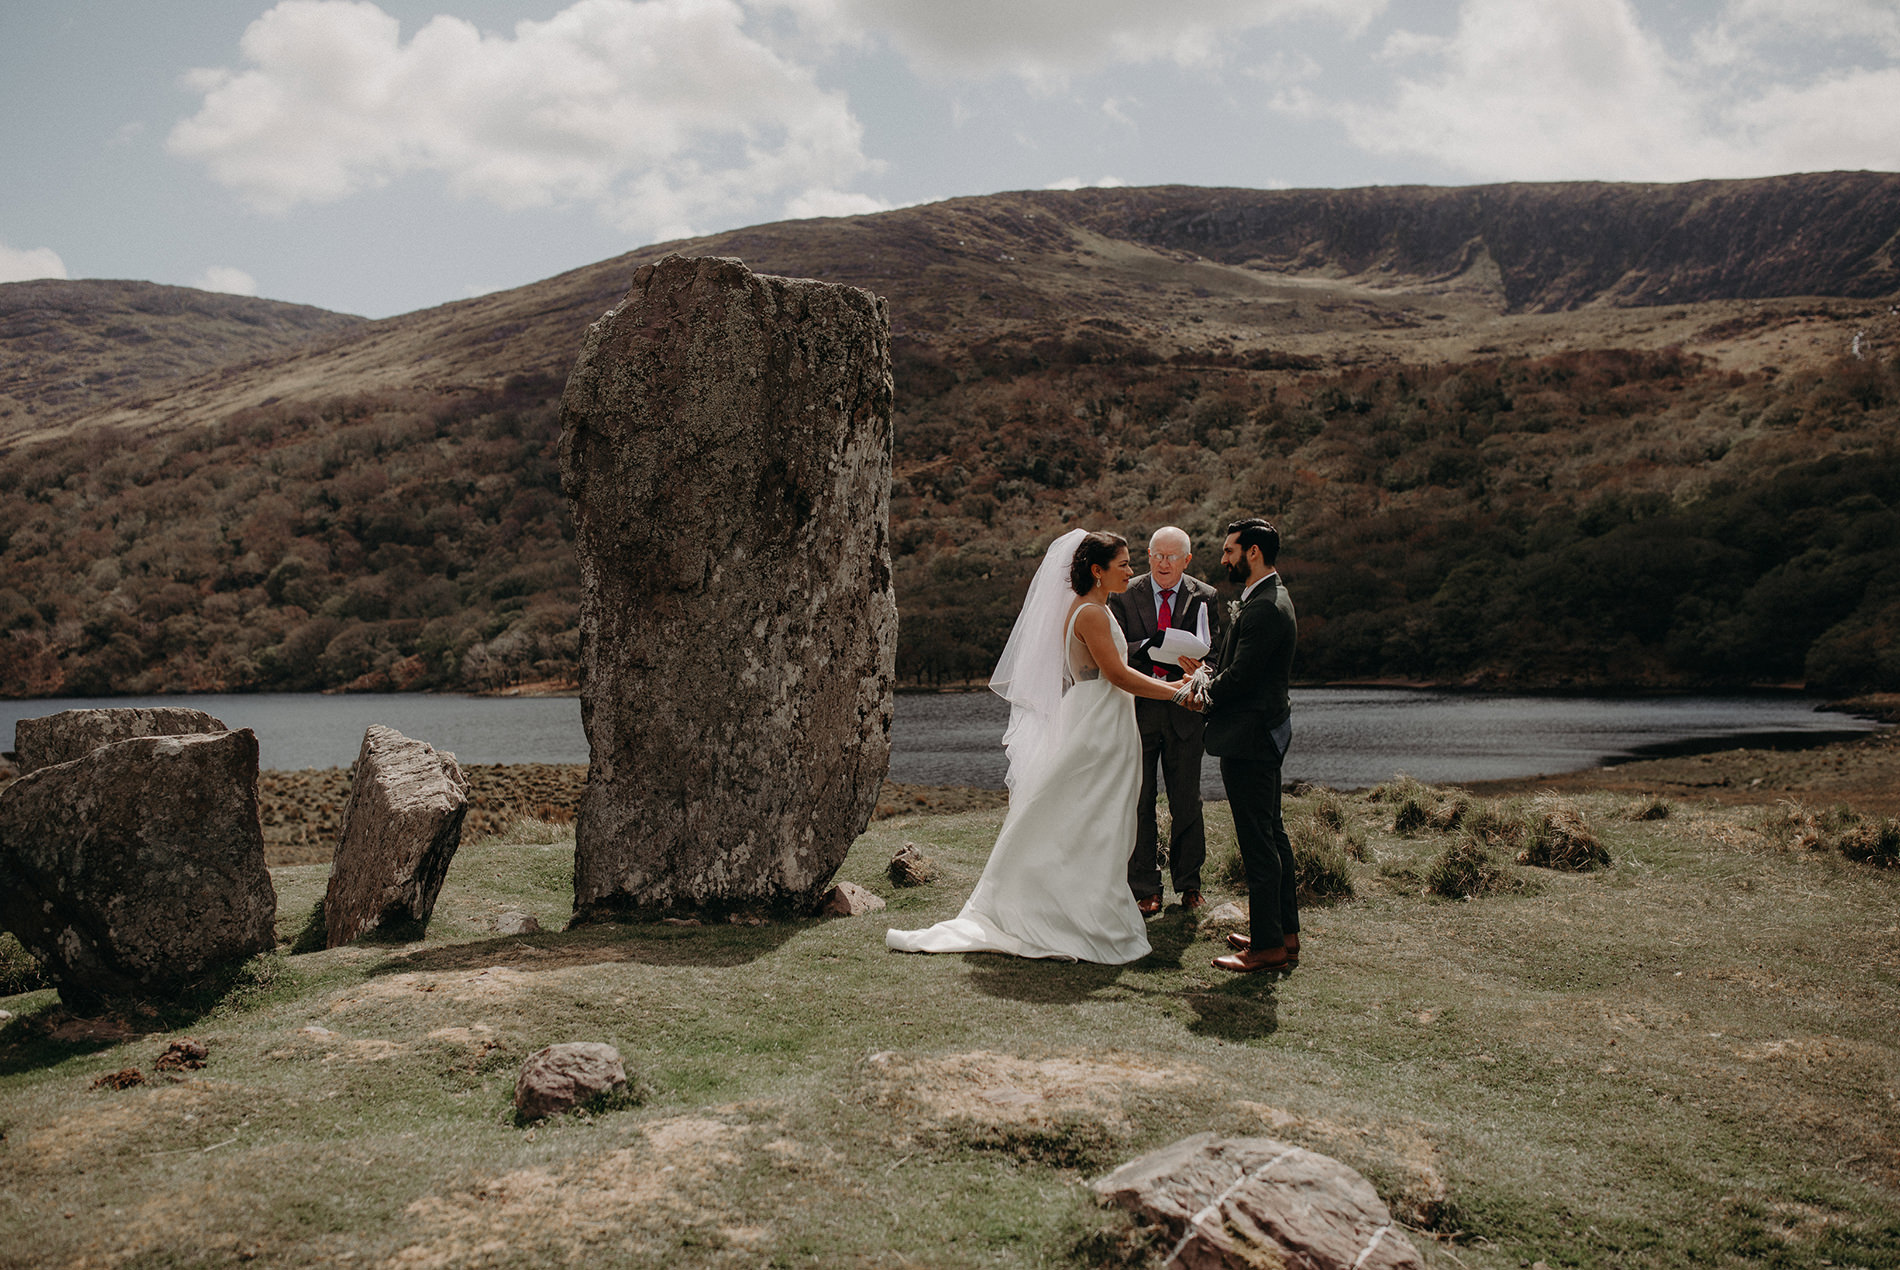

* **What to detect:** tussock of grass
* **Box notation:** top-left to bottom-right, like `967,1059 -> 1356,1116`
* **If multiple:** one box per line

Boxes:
1425,834 -> 1528,899
1755,800 -> 1898,867
1837,818 -> 1900,868
1623,793 -> 1674,821
1217,800 -> 1358,904
1516,797 -> 1611,872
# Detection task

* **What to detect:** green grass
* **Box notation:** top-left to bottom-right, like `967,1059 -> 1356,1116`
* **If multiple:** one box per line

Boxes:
2,791 -> 1898,1268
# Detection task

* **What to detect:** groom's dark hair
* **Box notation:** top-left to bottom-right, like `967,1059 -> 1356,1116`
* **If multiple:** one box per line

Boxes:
1226,517 -> 1280,565
1070,531 -> 1127,594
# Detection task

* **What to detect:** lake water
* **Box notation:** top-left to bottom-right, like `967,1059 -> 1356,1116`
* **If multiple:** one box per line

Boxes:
1,688 -> 1884,794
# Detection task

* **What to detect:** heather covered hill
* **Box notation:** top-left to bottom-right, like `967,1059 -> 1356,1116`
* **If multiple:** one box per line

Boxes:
0,280 -> 366,439
0,175 -> 1897,700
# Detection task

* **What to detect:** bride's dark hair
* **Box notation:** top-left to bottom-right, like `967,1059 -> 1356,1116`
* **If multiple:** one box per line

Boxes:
1069,531 -> 1128,595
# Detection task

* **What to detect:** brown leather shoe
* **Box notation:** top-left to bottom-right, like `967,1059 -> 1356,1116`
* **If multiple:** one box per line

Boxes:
1225,932 -> 1298,968
1211,949 -> 1290,974
1180,891 -> 1205,911
1137,895 -> 1162,918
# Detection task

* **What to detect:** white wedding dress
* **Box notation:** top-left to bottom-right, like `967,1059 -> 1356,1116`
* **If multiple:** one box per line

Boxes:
886,603 -> 1151,964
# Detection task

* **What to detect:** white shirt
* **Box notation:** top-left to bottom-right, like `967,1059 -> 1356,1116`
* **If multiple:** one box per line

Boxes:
1151,578 -> 1212,644
1240,569 -> 1278,605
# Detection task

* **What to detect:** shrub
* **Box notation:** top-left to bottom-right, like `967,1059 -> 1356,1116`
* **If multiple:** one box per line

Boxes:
0,933 -> 47,995
1425,835 -> 1523,899
1517,798 -> 1610,871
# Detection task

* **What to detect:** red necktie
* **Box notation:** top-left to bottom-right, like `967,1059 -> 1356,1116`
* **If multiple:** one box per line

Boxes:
1153,588 -> 1174,678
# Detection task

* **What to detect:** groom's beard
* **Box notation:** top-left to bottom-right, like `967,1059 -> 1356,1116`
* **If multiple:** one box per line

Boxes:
1225,559 -> 1249,585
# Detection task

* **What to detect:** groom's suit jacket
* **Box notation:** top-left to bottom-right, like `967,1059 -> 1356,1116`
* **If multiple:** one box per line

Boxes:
1107,573 -> 1221,741
1201,572 -> 1297,759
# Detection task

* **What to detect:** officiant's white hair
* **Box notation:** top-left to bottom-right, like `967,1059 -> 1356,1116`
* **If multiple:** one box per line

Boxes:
1148,525 -> 1190,553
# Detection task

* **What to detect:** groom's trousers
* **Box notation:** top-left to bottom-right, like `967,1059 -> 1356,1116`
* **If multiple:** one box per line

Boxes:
1129,700 -> 1207,900
1221,746 -> 1299,949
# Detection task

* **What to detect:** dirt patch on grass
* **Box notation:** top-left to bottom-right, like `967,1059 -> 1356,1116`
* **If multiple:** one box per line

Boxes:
25,1081 -> 221,1173
862,1049 -> 1194,1127
389,1116 -> 750,1268
328,966 -> 537,1014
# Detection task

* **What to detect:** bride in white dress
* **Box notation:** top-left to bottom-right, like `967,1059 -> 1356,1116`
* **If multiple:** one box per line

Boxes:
887,529 -> 1196,964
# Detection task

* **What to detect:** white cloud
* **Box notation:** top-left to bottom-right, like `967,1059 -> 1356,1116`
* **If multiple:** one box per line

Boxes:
1044,176 -> 1127,191
760,0 -> 1387,84
1320,0 -> 1900,181
198,266 -> 259,295
0,241 -> 68,283
167,0 -> 875,240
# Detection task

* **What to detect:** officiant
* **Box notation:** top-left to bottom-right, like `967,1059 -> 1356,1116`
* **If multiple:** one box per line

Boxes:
1108,526 -> 1223,916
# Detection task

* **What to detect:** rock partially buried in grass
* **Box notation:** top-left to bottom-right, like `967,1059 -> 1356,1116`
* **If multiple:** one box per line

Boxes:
1092,1132 -> 1424,1269
887,843 -> 937,887
1201,901 -> 1247,926
515,1042 -> 629,1122
324,726 -> 470,947
14,706 -> 228,775
491,910 -> 542,935
819,881 -> 886,917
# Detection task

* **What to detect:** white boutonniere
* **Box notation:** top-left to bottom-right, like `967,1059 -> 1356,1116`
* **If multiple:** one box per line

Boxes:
1226,600 -> 1241,625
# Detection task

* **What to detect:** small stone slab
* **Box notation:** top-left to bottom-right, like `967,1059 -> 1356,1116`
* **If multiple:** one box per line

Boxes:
492,910 -> 542,935
323,726 -> 469,947
1092,1132 -> 1423,1270
0,730 -> 277,1006
819,881 -> 886,916
15,707 -> 228,775
515,1042 -> 628,1121
1201,901 -> 1248,926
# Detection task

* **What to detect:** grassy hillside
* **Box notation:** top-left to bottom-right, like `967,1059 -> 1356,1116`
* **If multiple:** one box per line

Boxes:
1,788 -> 1896,1266
1,178 -> 1897,699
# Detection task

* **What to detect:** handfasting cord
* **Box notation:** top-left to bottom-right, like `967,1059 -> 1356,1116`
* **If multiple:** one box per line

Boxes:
1172,664 -> 1210,706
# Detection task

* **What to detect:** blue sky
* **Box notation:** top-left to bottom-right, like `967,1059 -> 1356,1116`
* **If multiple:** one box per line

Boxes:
4,0 -> 1897,318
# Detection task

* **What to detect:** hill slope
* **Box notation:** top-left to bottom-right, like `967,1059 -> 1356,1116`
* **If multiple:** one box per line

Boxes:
0,175 -> 1897,700
0,281 -> 366,439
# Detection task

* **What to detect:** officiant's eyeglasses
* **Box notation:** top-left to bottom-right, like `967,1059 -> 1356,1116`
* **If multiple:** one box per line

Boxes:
1149,551 -> 1186,564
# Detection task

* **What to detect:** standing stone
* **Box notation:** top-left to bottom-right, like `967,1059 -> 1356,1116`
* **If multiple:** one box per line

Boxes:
1093,1133 -> 1424,1270
324,726 -> 470,947
0,731 -> 277,1006
15,707 -> 228,775
559,254 -> 895,918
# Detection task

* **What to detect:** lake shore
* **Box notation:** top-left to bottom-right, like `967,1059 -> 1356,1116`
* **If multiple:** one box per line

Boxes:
248,715 -> 1899,866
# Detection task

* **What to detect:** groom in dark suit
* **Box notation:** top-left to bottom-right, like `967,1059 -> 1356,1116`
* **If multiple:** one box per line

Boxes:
1197,517 -> 1301,975
1107,527 -> 1221,916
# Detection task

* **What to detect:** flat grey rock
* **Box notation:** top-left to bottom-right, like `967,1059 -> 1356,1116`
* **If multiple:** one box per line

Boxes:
819,880 -> 886,916
560,254 -> 896,917
14,707 -> 227,775
1093,1132 -> 1423,1270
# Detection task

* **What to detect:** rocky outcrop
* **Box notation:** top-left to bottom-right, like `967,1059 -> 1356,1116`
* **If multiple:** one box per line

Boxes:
323,726 -> 469,947
559,254 -> 896,918
14,706 -> 229,775
515,1042 -> 628,1121
0,730 -> 277,1005
1092,1132 -> 1424,1270
1060,171 -> 1900,311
